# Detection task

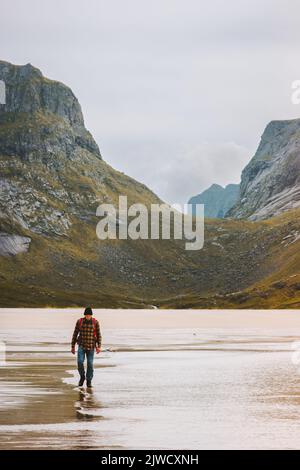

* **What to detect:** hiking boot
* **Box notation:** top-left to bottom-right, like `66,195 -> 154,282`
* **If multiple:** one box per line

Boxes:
78,377 -> 85,387
87,380 -> 92,388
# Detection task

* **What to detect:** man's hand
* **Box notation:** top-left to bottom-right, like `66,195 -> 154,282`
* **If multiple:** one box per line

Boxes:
96,347 -> 101,354
71,347 -> 75,355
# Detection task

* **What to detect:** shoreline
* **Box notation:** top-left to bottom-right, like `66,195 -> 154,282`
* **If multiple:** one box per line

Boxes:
1,308 -> 300,329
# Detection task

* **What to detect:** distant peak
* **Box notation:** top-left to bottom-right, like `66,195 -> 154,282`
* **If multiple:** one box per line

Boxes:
209,183 -> 223,190
225,183 -> 239,190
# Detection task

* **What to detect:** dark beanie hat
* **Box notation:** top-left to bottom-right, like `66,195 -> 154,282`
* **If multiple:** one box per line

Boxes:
84,307 -> 93,316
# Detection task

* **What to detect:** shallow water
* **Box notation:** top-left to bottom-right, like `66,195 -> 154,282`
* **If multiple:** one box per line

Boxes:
1,320 -> 300,449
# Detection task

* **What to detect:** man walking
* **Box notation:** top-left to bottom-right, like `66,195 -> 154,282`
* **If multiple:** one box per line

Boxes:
71,307 -> 102,388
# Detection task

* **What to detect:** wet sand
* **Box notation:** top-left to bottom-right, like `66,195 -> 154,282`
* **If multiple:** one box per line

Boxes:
1,309 -> 300,449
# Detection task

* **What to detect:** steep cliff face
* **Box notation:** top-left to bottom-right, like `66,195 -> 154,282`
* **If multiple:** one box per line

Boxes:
227,119 -> 300,220
0,61 -> 159,237
0,62 -> 86,125
188,183 -> 239,218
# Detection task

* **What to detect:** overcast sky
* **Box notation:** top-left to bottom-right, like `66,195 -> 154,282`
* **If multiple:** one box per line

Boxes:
1,0 -> 300,205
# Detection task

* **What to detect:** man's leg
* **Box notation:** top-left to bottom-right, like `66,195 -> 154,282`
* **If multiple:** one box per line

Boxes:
77,346 -> 86,385
86,349 -> 94,386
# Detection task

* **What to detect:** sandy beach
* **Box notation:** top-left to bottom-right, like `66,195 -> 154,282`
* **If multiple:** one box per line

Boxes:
2,308 -> 300,329
2,309 -> 300,449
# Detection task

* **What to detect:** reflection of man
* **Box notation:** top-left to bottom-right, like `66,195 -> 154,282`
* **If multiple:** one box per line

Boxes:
71,307 -> 101,388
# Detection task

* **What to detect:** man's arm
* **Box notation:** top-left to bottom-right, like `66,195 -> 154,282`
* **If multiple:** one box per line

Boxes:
96,320 -> 102,349
71,320 -> 80,351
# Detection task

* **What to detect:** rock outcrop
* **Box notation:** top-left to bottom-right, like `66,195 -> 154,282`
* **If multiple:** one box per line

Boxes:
227,119 -> 300,220
0,233 -> 31,256
188,183 -> 239,218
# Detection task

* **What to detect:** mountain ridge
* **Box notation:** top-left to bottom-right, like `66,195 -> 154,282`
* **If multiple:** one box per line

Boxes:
2,60 -> 300,308
188,183 -> 239,218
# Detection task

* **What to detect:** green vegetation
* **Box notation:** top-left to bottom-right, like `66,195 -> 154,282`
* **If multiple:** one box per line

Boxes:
3,206 -> 300,308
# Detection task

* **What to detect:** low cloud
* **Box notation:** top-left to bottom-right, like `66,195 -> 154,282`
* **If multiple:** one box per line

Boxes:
162,142 -> 252,205
102,139 -> 252,206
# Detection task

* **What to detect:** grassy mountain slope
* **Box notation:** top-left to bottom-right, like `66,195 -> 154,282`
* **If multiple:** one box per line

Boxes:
161,208 -> 300,308
1,60 -> 300,309
3,205 -> 300,308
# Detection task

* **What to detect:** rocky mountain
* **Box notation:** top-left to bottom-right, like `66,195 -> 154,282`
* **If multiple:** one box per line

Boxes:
3,60 -> 300,309
227,119 -> 300,220
0,60 -> 170,307
0,61 -> 161,239
188,183 -> 239,218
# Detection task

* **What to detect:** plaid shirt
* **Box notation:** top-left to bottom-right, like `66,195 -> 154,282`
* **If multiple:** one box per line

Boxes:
71,317 -> 102,351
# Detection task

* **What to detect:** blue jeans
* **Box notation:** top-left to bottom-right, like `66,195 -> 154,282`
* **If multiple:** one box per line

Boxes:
77,345 -> 94,382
